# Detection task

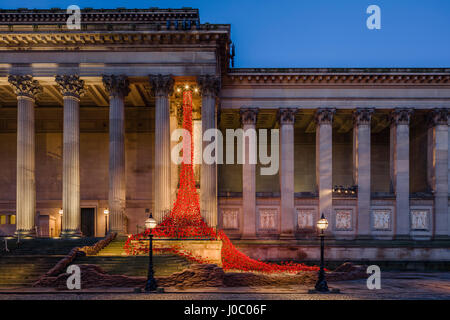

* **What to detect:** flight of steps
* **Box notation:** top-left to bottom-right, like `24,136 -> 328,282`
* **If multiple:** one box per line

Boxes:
0,238 -> 101,256
72,239 -> 193,277
0,256 -> 62,288
0,238 -> 101,289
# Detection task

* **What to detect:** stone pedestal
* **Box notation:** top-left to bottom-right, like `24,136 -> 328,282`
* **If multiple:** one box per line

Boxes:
199,75 -> 220,228
56,75 -> 85,238
353,109 -> 373,238
149,75 -> 174,223
427,109 -> 449,238
390,109 -> 413,238
8,75 -> 41,238
240,108 -> 258,239
316,109 -> 335,234
103,75 -> 130,235
278,108 -> 297,238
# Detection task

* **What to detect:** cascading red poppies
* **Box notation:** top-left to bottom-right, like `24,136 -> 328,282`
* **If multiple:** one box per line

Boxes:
124,89 -> 319,273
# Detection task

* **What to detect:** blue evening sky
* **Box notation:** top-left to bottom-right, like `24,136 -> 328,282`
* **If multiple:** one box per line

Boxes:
0,0 -> 449,68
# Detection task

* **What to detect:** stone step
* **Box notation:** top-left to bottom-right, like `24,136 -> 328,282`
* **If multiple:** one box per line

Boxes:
73,255 -> 191,277
0,256 -> 62,288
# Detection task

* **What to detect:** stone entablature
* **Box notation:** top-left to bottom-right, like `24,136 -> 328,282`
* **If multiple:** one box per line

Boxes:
225,68 -> 450,85
0,8 -> 199,26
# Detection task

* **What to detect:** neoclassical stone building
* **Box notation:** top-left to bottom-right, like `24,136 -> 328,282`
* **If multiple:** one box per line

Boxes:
0,8 -> 448,261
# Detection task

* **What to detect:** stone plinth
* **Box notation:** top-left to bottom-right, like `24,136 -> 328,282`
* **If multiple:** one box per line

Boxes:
130,240 -> 223,266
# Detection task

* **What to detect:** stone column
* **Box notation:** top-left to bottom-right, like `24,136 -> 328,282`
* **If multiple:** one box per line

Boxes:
278,108 -> 297,238
240,108 -> 258,239
315,108 -> 335,233
353,108 -> 374,238
427,109 -> 449,238
198,75 -> 220,228
8,75 -> 41,238
390,109 -> 413,238
103,75 -> 130,235
169,102 -> 179,205
149,75 -> 174,223
55,75 -> 85,238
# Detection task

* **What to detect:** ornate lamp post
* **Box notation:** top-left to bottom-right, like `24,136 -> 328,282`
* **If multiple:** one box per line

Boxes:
58,208 -> 63,237
144,209 -> 158,292
315,213 -> 329,292
104,209 -> 109,236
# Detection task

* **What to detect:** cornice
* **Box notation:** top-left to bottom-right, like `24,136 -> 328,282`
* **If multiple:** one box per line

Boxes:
0,29 -> 230,49
224,70 -> 450,86
0,8 -> 199,25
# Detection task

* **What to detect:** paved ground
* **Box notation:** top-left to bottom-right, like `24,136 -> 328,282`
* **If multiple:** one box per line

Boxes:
0,272 -> 449,300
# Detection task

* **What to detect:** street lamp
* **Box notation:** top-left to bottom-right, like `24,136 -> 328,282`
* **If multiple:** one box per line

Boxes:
104,209 -> 109,236
315,213 -> 329,292
58,208 -> 63,237
144,209 -> 158,292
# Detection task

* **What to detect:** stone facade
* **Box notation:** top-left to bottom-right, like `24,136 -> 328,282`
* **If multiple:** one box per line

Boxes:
0,8 -> 449,261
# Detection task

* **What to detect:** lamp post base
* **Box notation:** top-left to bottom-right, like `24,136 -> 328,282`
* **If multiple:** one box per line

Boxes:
144,277 -> 158,292
308,288 -> 340,294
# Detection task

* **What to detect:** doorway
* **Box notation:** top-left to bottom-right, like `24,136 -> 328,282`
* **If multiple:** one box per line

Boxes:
81,208 -> 96,237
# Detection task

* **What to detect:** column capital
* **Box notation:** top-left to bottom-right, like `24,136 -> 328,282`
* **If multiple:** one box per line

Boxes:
353,108 -> 374,126
315,108 -> 336,125
148,74 -> 174,97
102,75 -> 130,98
55,75 -> 85,100
8,75 -> 42,100
198,75 -> 221,97
240,107 -> 259,125
390,108 -> 413,126
427,108 -> 449,127
278,108 -> 297,125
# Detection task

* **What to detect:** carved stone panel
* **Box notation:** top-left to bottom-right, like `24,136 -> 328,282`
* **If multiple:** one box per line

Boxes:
221,208 -> 239,230
372,209 -> 392,231
334,209 -> 352,231
258,208 -> 277,230
296,208 -> 315,230
410,209 -> 430,231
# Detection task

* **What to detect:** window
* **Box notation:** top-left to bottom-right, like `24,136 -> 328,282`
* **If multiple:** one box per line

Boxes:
10,215 -> 16,225
0,215 -> 6,225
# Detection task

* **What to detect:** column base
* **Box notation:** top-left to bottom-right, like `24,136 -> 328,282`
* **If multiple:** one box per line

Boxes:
14,229 -> 36,239
60,229 -> 82,239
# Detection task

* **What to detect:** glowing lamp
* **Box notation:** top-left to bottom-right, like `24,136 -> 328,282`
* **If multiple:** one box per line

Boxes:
104,209 -> 109,215
145,211 -> 157,230
316,214 -> 328,231
58,208 -> 63,216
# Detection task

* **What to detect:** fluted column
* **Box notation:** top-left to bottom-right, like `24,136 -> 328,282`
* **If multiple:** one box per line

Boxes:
316,108 -> 335,233
8,75 -> 41,238
390,109 -> 413,238
198,75 -> 220,228
169,103 -> 179,205
56,75 -> 85,238
427,109 -> 449,238
278,108 -> 297,238
103,75 -> 130,234
353,108 -> 374,238
149,75 -> 174,223
240,108 -> 258,239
